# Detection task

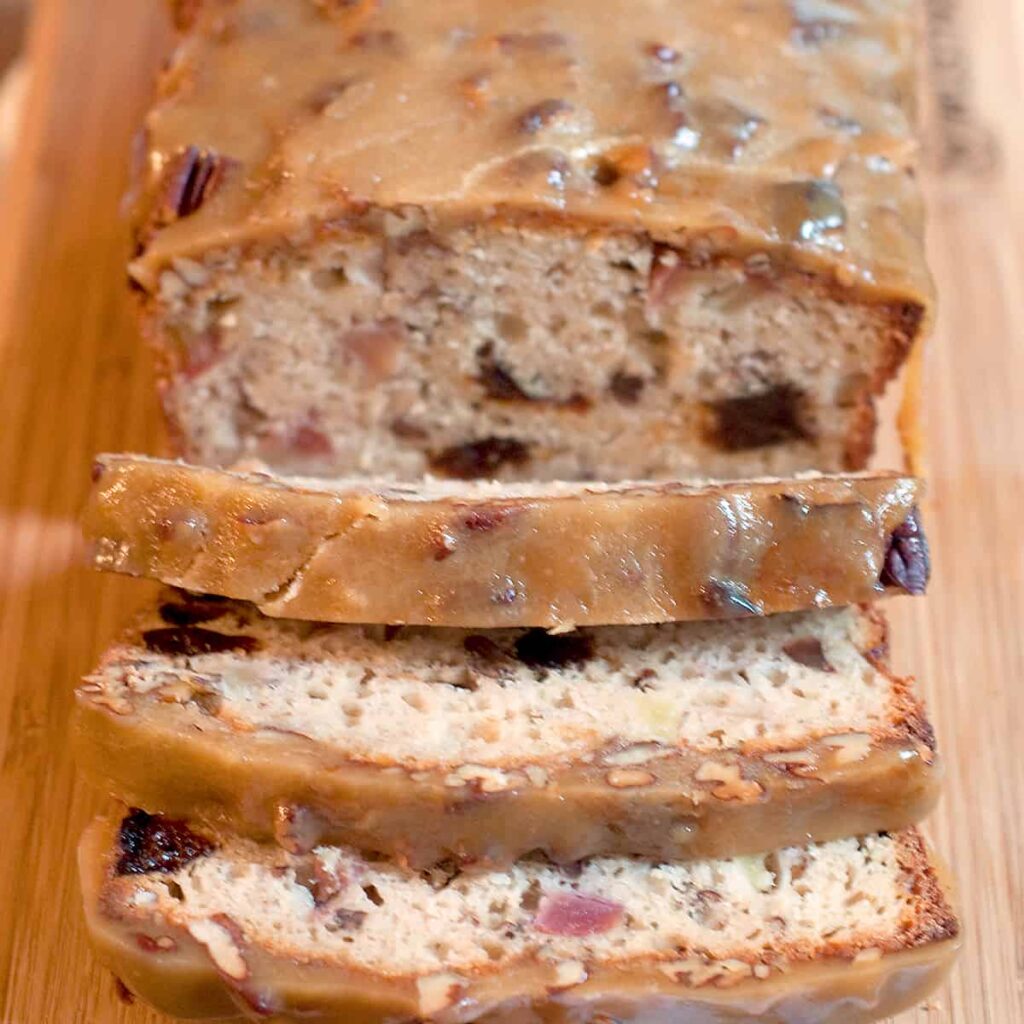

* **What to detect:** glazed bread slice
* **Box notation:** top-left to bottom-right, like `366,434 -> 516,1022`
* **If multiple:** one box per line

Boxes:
76,590 -> 939,868
132,0 -> 929,481
84,455 -> 930,628
82,815 -> 958,1024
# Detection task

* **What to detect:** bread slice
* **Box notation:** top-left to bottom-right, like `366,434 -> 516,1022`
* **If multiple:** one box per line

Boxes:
76,590 -> 939,869
82,814 -> 958,1024
84,455 -> 930,628
133,0 -> 929,482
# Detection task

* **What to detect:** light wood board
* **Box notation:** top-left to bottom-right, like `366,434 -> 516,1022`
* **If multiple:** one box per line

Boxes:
0,1 -> 1021,1021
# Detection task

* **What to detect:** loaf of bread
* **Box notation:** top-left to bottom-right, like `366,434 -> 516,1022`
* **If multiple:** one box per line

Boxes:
82,813 -> 958,1024
132,0 -> 929,481
84,456 -> 930,628
77,589 -> 938,868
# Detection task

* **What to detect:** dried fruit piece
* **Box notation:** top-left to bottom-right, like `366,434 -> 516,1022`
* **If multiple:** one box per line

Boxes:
337,320 -> 406,384
461,505 -> 516,532
699,579 -> 763,618
644,42 -> 681,63
706,386 -> 809,451
116,809 -> 215,875
293,854 -> 347,906
430,437 -> 531,479
291,423 -> 334,456
158,596 -> 229,626
517,99 -> 574,135
142,627 -> 261,657
305,79 -> 355,114
880,507 -> 929,595
534,891 -> 624,936
592,144 -> 660,190
156,146 -> 236,225
610,372 -> 645,405
476,343 -> 535,400
349,29 -> 401,52
514,629 -> 594,668
463,634 -> 509,662
782,637 -> 834,672
326,908 -> 367,932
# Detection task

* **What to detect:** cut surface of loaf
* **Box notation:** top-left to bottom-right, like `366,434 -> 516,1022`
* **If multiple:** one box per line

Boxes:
82,814 -> 958,1023
133,0 -> 929,480
76,590 -> 939,867
84,455 -> 930,627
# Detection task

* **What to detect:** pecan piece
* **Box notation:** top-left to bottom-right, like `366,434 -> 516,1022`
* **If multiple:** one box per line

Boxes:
606,768 -> 656,788
186,915 -> 248,981
695,762 -> 764,801
417,974 -> 464,1016
273,804 -> 324,856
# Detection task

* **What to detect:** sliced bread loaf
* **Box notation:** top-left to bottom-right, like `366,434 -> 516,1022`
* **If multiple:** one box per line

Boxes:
82,814 -> 958,1024
76,590 -> 939,868
134,0 -> 928,482
84,456 -> 929,628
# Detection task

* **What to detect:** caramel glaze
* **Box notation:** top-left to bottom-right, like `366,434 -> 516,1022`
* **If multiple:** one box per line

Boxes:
75,677 -> 940,870
80,816 -> 959,1024
84,455 -> 927,628
131,0 -> 931,319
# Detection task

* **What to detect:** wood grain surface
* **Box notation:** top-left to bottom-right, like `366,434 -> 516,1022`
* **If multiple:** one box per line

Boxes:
0,1 -> 1021,1021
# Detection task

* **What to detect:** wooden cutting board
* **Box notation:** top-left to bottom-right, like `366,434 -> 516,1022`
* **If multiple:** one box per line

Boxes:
0,1 -> 1021,1021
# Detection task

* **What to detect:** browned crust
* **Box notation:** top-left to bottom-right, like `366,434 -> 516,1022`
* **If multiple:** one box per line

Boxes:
83,455 -> 927,628
841,394 -> 880,473
79,816 -> 960,1024
892,829 -> 961,949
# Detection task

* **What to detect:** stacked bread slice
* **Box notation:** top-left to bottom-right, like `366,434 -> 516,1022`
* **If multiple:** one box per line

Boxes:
76,460 -> 957,1023
76,1 -> 959,1019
